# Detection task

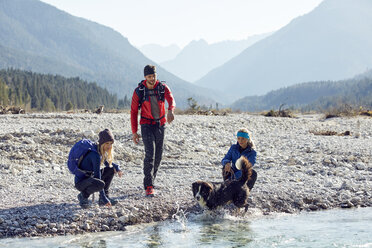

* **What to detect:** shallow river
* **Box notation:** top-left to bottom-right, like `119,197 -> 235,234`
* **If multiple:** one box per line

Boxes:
1,207 -> 371,248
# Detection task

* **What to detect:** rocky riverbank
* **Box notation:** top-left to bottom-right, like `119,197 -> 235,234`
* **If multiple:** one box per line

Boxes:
0,113 -> 371,238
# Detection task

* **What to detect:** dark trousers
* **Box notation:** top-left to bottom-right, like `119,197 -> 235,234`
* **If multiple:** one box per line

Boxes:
223,169 -> 257,190
141,124 -> 165,189
75,167 -> 115,198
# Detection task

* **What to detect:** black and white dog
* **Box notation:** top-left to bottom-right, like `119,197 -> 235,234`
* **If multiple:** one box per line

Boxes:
192,156 -> 252,210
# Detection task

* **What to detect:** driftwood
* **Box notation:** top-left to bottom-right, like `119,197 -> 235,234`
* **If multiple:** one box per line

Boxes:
94,105 -> 104,114
0,106 -> 25,115
183,109 -> 228,116
264,109 -> 294,117
264,103 -> 295,118
360,110 -> 372,117
309,130 -> 351,136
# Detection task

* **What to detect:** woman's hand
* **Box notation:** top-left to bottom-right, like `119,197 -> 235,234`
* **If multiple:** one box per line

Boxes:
224,163 -> 233,173
117,170 -> 123,178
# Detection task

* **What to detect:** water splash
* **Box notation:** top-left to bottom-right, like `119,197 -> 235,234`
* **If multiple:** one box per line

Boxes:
171,202 -> 188,232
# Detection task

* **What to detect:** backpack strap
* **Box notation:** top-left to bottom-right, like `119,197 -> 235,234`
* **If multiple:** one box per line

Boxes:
140,114 -> 166,124
135,80 -> 146,110
136,81 -> 166,110
76,146 -> 97,177
77,150 -> 92,168
157,81 -> 166,102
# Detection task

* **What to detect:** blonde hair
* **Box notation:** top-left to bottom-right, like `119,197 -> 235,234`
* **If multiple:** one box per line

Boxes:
237,128 -> 256,150
100,142 -> 113,167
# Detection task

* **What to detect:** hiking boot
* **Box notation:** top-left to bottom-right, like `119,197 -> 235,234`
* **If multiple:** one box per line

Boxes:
145,186 -> 154,197
77,193 -> 90,209
108,197 -> 119,206
98,196 -> 119,206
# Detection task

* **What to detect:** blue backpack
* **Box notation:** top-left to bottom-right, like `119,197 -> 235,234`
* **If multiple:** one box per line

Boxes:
67,139 -> 98,177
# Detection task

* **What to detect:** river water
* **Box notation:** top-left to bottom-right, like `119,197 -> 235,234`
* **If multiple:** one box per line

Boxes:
1,207 -> 371,248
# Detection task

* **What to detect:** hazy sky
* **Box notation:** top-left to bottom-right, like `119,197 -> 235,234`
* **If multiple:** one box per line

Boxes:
40,0 -> 323,48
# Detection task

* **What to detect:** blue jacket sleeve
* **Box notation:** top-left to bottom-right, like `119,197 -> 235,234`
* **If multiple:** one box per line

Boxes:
221,145 -> 234,167
112,162 -> 120,172
104,161 -> 120,172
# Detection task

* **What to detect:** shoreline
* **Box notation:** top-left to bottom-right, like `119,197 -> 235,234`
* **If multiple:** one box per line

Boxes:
1,113 -> 371,238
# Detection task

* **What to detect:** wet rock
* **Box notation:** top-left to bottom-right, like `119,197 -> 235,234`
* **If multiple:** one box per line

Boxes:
118,215 -> 129,223
83,223 -> 90,230
308,205 -> 318,211
340,200 -> 354,208
36,223 -> 46,229
102,225 -> 110,231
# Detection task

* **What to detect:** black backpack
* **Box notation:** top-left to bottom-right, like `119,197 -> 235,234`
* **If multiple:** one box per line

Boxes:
136,80 -> 165,110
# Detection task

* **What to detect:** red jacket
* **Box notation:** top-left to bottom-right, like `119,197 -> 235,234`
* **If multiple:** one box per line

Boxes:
131,80 -> 175,134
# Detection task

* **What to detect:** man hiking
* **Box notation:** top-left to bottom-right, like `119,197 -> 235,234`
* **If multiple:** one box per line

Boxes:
130,65 -> 175,197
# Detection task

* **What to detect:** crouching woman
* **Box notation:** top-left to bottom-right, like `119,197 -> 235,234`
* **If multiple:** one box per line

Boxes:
221,128 -> 257,190
74,129 -> 123,208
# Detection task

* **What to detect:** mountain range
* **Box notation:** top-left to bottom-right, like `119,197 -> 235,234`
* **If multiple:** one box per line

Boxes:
139,44 -> 181,64
159,34 -> 270,83
230,68 -> 372,112
0,0 -> 221,108
1,0 -> 371,109
196,0 -> 372,99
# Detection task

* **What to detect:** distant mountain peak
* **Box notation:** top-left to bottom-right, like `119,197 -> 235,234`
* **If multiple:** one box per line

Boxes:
160,34 -> 270,83
0,0 -> 220,107
195,0 -> 372,99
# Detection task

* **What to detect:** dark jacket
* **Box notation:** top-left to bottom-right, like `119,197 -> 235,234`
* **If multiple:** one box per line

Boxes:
221,143 -> 256,179
74,144 -> 120,202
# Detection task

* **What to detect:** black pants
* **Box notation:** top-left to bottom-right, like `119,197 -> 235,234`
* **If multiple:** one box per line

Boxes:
223,169 -> 257,190
141,124 -> 165,189
75,167 -> 115,198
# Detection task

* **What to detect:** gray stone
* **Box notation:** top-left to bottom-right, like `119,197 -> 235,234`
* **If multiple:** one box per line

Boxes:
118,215 -> 129,223
102,225 -> 110,231
355,162 -> 366,170
83,223 -> 90,230
72,214 -> 80,222
340,200 -> 354,208
35,223 -> 45,229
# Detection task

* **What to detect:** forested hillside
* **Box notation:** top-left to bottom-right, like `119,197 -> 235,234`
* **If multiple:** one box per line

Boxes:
0,69 -> 129,111
0,0 -> 220,107
231,77 -> 372,112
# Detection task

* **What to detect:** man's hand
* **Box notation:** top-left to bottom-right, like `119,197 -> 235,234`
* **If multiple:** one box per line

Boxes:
167,110 -> 174,124
105,201 -> 112,207
132,133 -> 140,144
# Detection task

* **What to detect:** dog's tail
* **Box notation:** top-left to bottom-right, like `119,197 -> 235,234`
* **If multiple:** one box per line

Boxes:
235,156 -> 253,185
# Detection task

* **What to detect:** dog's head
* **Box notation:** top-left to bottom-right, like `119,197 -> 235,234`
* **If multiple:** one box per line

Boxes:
192,181 -> 213,208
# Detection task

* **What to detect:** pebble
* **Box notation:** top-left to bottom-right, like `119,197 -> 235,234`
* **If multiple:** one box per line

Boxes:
355,162 -> 366,170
